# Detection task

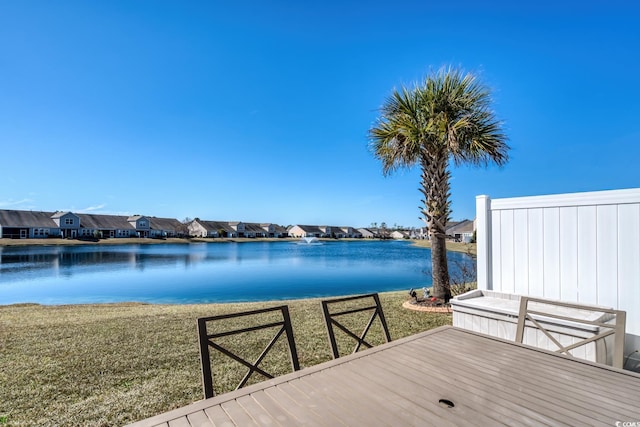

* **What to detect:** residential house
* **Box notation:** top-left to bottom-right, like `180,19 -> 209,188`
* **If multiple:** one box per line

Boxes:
228,222 -> 247,237
340,226 -> 362,238
0,209 -> 181,239
390,230 -> 410,239
243,222 -> 266,238
288,225 -> 323,238
0,210 -> 62,239
148,217 -> 184,238
263,223 -> 288,238
358,228 -> 376,238
188,220 -> 236,238
407,227 -> 428,239
445,219 -> 475,242
318,226 -> 346,238
253,223 -> 287,238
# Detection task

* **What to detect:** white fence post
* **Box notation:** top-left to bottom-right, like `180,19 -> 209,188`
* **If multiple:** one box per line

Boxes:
475,195 -> 491,291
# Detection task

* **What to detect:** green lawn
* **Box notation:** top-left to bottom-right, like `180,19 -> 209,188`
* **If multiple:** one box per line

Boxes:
0,291 -> 452,426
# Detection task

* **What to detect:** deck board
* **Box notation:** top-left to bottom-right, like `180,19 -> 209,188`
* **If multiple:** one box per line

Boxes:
431,333 -> 640,417
184,411 -> 212,427
202,405 -> 233,426
219,399 -> 259,426
127,326 -> 640,427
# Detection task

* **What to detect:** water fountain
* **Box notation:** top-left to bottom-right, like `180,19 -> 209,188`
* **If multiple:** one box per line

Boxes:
298,236 -> 321,245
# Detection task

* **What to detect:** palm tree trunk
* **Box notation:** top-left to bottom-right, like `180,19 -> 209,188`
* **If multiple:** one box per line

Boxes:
420,150 -> 452,302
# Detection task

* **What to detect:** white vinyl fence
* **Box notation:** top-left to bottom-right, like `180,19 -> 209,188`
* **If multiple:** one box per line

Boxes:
476,188 -> 640,369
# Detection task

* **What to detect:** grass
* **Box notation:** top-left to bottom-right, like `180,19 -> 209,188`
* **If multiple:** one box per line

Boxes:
0,291 -> 452,426
411,239 -> 477,255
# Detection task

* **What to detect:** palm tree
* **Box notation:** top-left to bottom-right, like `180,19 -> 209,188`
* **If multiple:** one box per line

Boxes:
369,67 -> 509,302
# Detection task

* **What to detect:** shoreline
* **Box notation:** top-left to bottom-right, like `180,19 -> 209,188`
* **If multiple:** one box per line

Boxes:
0,236 -> 476,254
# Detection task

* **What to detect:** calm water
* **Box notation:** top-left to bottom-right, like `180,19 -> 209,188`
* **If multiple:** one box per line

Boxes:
0,240 -> 473,305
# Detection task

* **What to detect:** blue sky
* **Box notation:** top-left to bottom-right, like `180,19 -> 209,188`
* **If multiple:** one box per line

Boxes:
1,1 -> 639,228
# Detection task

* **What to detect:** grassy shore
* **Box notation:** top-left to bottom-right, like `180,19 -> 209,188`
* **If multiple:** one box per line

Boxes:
0,291 -> 451,426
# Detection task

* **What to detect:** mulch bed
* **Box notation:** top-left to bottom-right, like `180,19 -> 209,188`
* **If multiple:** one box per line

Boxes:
402,299 -> 453,313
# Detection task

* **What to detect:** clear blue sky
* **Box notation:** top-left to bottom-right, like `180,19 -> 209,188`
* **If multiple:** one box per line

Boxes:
1,1 -> 639,228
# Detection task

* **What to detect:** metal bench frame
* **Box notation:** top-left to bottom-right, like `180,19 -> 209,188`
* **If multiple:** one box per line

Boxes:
321,293 -> 391,359
197,305 -> 300,398
515,296 -> 626,368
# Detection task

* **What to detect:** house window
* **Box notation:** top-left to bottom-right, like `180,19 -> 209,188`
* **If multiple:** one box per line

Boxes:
139,221 -> 147,227
65,218 -> 74,225
33,228 -> 49,237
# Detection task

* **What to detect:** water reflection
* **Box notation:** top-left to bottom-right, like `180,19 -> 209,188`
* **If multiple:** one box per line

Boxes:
0,241 -> 474,305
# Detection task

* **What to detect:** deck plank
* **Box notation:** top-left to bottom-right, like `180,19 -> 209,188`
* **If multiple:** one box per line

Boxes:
317,360 -> 460,427
202,405 -> 233,427
290,372 -> 393,426
263,383 -> 342,426
249,390 -> 295,426
185,410 -> 213,427
219,400 -> 258,427
167,417 -> 192,427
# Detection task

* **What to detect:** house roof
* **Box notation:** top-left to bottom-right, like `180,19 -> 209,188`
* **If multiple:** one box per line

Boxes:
446,219 -> 474,235
272,224 -> 288,233
194,220 -> 236,233
0,209 -> 180,231
76,214 -> 132,230
0,210 -> 57,227
291,225 -> 324,234
149,217 -> 182,231
244,223 -> 267,233
358,228 -> 375,236
51,211 -> 76,219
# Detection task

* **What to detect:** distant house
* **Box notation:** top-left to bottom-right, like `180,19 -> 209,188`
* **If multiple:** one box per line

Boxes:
148,217 -> 183,237
0,209 -> 181,239
390,230 -> 410,239
188,220 -> 236,238
340,226 -> 361,238
445,219 -> 475,242
409,227 -> 428,239
228,222 -> 246,237
288,225 -> 323,238
319,226 -> 345,238
267,224 -> 288,238
256,223 -> 287,238
358,228 -> 376,238
0,210 -> 62,239
189,220 -> 288,238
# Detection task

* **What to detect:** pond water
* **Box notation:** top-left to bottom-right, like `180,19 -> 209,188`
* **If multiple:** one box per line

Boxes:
0,240 -> 473,305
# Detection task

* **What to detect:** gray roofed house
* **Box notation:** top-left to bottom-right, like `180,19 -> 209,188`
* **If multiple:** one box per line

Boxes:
148,217 -> 183,237
287,225 -> 324,238
358,228 -> 376,238
0,209 -> 181,239
188,220 -> 238,238
243,222 -> 268,237
0,209 -> 62,239
445,219 -> 475,242
264,223 -> 288,238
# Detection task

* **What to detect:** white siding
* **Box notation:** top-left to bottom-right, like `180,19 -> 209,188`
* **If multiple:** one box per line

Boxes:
476,188 -> 640,355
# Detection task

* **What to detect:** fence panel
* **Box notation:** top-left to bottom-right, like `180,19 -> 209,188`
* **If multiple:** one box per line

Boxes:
476,188 -> 640,356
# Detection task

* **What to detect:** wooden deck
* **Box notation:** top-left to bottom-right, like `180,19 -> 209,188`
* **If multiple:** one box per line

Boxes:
127,326 -> 640,426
